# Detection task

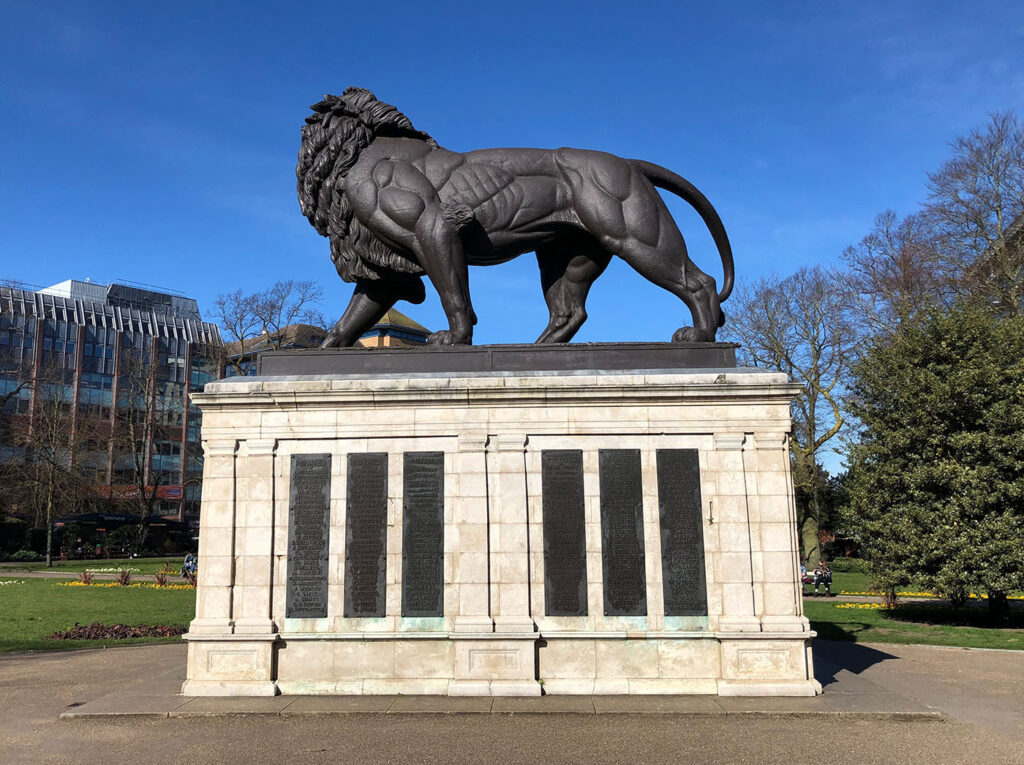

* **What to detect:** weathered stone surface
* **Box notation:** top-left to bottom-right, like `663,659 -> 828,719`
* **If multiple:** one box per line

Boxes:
185,364 -> 817,697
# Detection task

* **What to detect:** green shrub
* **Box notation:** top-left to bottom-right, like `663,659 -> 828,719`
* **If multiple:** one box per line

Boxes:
9,549 -> 43,562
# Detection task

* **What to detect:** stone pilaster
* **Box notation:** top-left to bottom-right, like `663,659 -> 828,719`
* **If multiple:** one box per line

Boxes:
451,432 -> 539,696
712,433 -> 761,633
488,433 -> 534,634
758,432 -> 812,633
232,439 -> 278,635
451,433 -> 492,634
187,439 -> 237,636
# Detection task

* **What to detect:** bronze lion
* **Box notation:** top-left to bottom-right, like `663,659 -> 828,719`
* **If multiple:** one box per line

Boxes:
297,87 -> 734,347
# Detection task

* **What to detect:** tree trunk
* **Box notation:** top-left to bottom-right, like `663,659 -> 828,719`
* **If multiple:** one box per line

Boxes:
882,587 -> 899,609
810,476 -> 824,561
137,495 -> 151,552
800,514 -> 821,568
45,487 -> 53,568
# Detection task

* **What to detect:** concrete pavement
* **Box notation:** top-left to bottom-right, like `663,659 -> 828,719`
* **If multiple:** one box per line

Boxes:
56,640 -> 939,720
2,639 -> 1023,764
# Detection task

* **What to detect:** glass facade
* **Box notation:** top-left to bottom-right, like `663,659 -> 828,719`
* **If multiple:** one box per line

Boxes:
0,281 -> 221,523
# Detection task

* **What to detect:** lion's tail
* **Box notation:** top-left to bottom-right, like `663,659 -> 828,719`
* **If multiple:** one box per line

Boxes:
632,160 -> 734,303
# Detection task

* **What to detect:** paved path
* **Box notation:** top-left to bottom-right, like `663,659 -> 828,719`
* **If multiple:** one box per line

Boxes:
0,570 -> 162,581
1,639 -> 1022,763
54,648 -> 940,720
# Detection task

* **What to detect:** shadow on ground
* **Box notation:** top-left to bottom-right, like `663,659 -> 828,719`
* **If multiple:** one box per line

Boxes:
812,639 -> 897,689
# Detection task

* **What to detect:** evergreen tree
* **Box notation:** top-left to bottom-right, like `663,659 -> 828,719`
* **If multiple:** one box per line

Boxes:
844,302 -> 1024,616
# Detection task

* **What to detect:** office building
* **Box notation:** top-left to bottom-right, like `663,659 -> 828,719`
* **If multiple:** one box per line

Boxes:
0,280 -> 222,523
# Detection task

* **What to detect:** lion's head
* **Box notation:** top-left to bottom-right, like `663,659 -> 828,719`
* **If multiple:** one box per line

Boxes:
296,88 -> 437,283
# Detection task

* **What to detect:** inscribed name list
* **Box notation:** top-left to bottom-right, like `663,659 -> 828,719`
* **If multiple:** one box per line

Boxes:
286,454 -> 332,619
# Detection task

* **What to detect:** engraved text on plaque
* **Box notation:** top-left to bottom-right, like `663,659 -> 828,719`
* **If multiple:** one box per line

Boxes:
344,453 -> 388,617
286,453 -> 332,619
401,451 -> 445,617
541,450 -> 588,616
657,449 -> 708,616
599,449 -> 647,616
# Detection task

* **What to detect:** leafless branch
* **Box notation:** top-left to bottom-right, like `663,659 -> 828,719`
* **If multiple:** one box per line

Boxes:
213,281 -> 326,376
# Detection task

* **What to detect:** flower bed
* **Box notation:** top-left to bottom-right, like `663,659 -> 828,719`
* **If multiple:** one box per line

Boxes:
839,590 -> 1024,600
47,622 -> 186,640
57,581 -> 195,591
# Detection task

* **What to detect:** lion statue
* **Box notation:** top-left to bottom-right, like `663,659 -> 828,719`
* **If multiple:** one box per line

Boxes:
297,87 -> 734,347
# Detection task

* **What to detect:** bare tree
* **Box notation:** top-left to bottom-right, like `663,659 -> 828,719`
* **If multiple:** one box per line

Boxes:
213,280 -> 326,376
0,294 -> 32,412
0,361 -> 31,414
841,210 -> 949,335
8,358 -> 89,565
111,342 -> 174,550
0,317 -> 36,531
925,110 -> 1024,314
726,266 -> 858,566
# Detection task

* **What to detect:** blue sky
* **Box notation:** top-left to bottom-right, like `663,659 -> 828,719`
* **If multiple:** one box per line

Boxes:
1,1 -> 1022,344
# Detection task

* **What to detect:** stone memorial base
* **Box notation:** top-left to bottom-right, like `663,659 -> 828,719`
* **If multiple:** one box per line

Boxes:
182,344 -> 820,697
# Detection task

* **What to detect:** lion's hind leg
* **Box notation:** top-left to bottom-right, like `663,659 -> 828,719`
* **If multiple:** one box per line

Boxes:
535,239 -> 611,343
606,219 -> 722,343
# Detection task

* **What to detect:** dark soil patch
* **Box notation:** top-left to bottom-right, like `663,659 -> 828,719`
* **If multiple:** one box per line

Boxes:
47,622 -> 186,640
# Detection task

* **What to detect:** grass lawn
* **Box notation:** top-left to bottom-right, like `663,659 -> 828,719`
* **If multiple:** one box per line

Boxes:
0,577 -> 196,652
805,599 -> 1024,650
829,569 -> 873,594
0,557 -> 184,576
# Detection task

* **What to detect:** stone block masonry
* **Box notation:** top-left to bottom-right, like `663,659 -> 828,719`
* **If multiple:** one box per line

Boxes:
182,346 -> 820,697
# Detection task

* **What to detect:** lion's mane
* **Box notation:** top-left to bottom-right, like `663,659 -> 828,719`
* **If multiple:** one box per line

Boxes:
296,87 -> 438,282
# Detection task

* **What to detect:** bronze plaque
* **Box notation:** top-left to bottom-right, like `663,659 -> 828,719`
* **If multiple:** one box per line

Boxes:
599,449 -> 647,616
657,449 -> 708,616
286,453 -> 332,619
541,450 -> 588,616
344,453 -> 388,618
401,451 -> 445,617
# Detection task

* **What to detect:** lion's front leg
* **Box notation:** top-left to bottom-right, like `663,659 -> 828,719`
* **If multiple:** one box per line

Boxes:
413,209 -> 475,346
321,277 -> 425,348
366,163 -> 476,345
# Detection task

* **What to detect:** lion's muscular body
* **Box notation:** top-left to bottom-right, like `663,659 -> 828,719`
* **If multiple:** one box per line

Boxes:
349,140 -> 675,264
348,141 -> 562,263
296,88 -> 734,347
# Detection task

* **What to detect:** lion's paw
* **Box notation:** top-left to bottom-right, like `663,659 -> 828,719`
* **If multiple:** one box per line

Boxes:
672,326 -> 704,343
427,330 -> 471,346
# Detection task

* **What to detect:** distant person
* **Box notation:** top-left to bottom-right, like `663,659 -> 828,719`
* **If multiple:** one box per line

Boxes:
813,561 -> 833,597
182,552 -> 197,579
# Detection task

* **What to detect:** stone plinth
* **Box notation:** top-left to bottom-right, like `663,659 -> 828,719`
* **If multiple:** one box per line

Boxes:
182,345 -> 820,697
